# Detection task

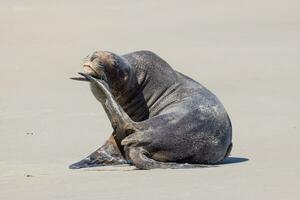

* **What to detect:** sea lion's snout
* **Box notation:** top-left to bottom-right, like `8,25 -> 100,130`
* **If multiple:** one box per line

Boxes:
81,51 -> 115,79
71,51 -> 132,90
82,60 -> 102,77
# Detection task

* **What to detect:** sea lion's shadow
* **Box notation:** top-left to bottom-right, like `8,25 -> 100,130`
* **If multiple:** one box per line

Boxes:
219,157 -> 249,165
85,157 -> 249,171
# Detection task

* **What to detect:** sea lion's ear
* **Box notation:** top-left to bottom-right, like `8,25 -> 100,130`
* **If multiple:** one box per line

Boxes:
97,51 -> 116,68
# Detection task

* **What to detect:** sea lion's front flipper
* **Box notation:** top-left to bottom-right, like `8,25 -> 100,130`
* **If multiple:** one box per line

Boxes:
69,134 -> 129,169
69,152 -> 129,169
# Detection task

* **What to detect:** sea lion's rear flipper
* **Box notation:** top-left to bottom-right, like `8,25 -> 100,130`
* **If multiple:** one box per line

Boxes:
69,73 -> 137,169
128,147 -> 211,170
78,73 -> 137,143
78,72 -> 135,128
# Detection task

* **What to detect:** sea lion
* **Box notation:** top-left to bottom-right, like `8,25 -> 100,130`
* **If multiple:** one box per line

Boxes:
69,50 -> 232,169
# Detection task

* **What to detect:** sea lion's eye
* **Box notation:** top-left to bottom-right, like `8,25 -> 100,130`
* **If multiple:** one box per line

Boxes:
90,54 -> 98,61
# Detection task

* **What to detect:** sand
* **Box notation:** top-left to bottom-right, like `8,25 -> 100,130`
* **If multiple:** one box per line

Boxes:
1,0 -> 299,199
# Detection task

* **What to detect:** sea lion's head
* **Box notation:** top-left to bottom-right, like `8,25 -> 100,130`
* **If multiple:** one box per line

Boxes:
74,51 -> 134,95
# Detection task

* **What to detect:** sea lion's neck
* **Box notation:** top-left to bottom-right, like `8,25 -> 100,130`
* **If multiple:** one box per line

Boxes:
113,62 -> 179,121
111,68 -> 146,121
135,63 -> 181,116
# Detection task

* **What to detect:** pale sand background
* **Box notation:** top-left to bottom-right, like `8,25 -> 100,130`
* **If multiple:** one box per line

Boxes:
1,0 -> 299,199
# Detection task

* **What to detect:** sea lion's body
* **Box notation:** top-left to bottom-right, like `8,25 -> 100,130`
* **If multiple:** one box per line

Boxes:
70,50 -> 232,169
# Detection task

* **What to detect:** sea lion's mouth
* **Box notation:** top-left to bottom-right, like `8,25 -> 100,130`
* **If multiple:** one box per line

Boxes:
83,65 -> 99,77
70,72 -> 107,82
70,64 -> 107,82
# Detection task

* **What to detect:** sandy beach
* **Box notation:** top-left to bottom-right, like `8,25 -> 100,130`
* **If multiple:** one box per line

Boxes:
1,0 -> 299,199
